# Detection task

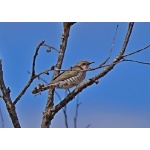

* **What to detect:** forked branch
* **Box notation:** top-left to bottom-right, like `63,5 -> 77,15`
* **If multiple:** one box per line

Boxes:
41,22 -> 76,128
48,22 -> 135,120
13,40 -> 45,105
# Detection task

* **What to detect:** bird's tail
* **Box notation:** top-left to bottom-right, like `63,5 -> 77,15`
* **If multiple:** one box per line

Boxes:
32,84 -> 53,94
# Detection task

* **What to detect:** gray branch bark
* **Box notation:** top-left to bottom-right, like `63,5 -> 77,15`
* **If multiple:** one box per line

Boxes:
44,22 -> 134,123
41,22 -> 76,127
0,60 -> 21,128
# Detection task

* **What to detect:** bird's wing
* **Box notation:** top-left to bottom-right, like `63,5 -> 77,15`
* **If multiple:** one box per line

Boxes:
51,66 -> 81,84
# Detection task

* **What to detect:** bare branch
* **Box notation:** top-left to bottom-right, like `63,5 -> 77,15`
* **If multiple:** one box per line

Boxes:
62,90 -> 69,128
34,66 -> 54,78
55,90 -> 69,128
0,60 -> 21,127
32,40 -> 45,76
108,24 -> 119,59
42,43 -> 60,53
62,105 -> 69,128
117,22 -> 134,58
13,77 -> 34,105
74,96 -> 81,128
122,59 -> 150,65
123,44 -> 150,58
48,22 -> 134,119
52,57 -> 109,72
41,22 -> 76,128
13,40 -> 45,105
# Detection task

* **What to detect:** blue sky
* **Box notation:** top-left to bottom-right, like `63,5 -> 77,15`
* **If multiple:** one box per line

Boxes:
0,22 -> 150,128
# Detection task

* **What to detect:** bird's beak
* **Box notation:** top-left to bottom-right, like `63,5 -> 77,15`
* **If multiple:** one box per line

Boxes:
89,61 -> 94,64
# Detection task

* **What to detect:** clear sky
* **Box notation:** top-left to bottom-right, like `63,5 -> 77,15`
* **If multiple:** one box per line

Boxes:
0,22 -> 150,128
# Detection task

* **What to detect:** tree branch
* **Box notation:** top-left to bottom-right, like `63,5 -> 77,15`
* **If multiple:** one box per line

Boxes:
122,59 -> 150,65
62,105 -> 69,128
62,90 -> 69,128
32,40 -> 45,76
48,22 -> 134,119
31,57 -> 108,92
42,43 -> 60,53
116,22 -> 134,58
0,59 -> 21,127
55,90 -> 69,128
123,44 -> 150,58
74,96 -> 81,128
108,24 -> 119,59
13,40 -> 45,105
41,22 -> 76,128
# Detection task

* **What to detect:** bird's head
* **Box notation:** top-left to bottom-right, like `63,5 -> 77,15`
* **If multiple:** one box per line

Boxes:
76,61 -> 94,70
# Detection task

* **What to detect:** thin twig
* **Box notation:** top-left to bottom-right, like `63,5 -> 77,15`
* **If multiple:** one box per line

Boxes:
64,58 -> 108,72
108,24 -> 119,59
123,44 -> 150,58
62,105 -> 68,128
55,90 -> 69,128
28,70 -> 49,84
122,59 -> 150,65
13,77 -> 34,105
34,67 -> 54,78
63,90 -> 69,128
74,95 -> 81,128
32,40 -> 45,76
13,40 -> 45,105
43,43 -> 60,53
38,76 -> 49,84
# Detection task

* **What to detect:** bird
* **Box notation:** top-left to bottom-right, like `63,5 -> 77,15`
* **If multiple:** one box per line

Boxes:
32,60 -> 94,94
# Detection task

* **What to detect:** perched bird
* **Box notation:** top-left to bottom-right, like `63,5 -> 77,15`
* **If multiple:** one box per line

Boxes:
32,61 -> 94,94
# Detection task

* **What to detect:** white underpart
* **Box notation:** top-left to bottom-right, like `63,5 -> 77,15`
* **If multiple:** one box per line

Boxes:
54,72 -> 86,89
51,64 -> 90,89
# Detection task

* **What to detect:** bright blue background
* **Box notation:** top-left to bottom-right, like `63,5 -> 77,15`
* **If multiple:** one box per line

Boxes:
0,22 -> 150,128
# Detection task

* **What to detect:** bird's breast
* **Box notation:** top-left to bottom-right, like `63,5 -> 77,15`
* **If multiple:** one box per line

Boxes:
52,71 -> 86,89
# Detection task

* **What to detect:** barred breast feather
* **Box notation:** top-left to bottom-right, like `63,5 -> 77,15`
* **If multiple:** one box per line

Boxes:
50,66 -> 86,89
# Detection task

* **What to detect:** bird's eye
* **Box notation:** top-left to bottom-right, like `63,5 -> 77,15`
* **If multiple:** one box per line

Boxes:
82,63 -> 86,65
